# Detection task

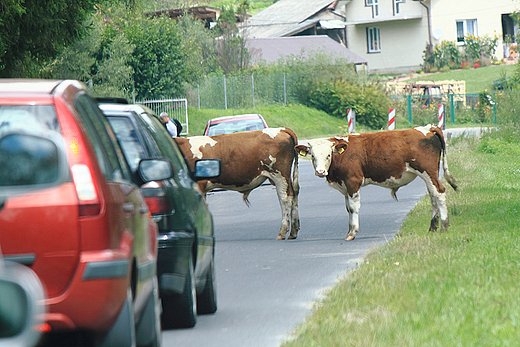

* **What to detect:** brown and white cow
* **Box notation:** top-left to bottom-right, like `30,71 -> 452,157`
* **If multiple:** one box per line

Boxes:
295,125 -> 457,241
175,128 -> 300,240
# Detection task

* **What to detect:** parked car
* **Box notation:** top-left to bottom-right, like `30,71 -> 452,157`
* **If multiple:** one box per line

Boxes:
0,79 -> 169,346
203,114 -> 268,136
98,103 -> 221,329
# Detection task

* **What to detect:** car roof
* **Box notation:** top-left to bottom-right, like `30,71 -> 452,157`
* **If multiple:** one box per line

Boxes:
208,114 -> 264,124
98,103 -> 155,116
0,79 -> 78,94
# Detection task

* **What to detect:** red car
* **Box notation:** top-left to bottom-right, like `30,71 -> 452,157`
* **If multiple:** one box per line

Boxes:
203,114 -> 268,136
0,79 -> 168,346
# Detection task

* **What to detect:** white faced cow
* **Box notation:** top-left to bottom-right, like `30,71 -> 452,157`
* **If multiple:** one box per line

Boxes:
175,128 -> 300,240
295,125 -> 457,241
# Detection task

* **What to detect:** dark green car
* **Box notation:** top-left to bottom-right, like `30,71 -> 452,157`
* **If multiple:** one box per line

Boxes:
99,103 -> 220,329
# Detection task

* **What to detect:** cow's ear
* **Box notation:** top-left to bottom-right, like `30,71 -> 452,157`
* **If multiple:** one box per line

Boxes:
294,145 -> 309,157
335,143 -> 347,155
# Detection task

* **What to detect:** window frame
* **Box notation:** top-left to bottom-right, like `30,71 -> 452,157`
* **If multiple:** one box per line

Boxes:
365,0 -> 379,18
456,19 -> 478,43
393,0 -> 405,16
366,27 -> 381,53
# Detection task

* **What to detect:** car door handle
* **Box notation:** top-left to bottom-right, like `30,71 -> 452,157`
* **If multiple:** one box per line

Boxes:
123,202 -> 135,212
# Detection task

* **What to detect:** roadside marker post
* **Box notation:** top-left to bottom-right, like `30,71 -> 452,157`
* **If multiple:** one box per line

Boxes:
347,109 -> 355,134
388,108 -> 396,130
438,104 -> 445,130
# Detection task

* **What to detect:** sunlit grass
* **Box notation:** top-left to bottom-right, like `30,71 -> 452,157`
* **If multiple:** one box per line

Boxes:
186,104 -> 347,138
282,134 -> 520,346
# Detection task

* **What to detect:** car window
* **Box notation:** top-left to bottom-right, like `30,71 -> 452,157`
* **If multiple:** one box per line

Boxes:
106,116 -> 148,172
0,105 -> 63,188
74,94 -> 130,182
208,118 -> 265,135
0,105 -> 60,134
0,133 -> 60,186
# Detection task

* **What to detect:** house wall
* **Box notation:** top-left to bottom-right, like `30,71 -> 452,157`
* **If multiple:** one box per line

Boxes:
343,0 -> 429,73
343,0 -> 520,73
430,0 -> 519,60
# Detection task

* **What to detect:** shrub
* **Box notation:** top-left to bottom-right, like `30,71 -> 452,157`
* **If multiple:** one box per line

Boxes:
309,79 -> 390,130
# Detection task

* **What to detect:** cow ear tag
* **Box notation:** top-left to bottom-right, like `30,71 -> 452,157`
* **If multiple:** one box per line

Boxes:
299,150 -> 306,156
338,147 -> 345,154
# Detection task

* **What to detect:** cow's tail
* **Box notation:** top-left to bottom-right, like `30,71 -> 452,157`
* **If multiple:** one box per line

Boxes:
286,128 -> 300,199
433,126 -> 458,191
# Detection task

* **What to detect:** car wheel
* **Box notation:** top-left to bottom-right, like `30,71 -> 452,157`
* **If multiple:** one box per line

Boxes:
97,287 -> 136,347
136,276 -> 162,347
161,257 -> 197,329
197,252 -> 217,315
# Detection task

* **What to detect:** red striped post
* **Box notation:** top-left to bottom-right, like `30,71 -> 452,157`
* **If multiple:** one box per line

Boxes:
388,108 -> 396,130
437,104 -> 445,130
347,109 -> 355,134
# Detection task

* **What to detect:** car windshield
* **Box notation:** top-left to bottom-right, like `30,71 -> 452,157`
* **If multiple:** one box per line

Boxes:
0,105 -> 62,187
106,117 -> 147,171
207,118 -> 265,136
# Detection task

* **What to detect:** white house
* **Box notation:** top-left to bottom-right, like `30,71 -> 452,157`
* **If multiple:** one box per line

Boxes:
242,0 -> 520,73
342,0 -> 520,73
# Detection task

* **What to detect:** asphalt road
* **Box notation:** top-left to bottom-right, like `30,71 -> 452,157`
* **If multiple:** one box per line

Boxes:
161,159 -> 428,347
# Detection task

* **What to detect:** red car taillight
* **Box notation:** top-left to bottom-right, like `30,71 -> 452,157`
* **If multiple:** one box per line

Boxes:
55,102 -> 102,217
71,164 -> 101,216
142,181 -> 172,215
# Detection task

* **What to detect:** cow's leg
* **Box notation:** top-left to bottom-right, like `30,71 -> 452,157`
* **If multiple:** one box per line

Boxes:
345,191 -> 361,241
288,169 -> 300,240
428,193 -> 440,232
288,196 -> 300,239
271,174 -> 293,240
421,174 -> 449,233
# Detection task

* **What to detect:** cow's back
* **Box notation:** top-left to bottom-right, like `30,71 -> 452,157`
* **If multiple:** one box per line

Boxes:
175,128 -> 298,187
329,126 -> 444,187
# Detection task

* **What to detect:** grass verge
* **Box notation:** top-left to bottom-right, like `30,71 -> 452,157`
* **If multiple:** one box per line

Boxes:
186,104 -> 347,139
407,64 -> 517,94
281,134 -> 520,346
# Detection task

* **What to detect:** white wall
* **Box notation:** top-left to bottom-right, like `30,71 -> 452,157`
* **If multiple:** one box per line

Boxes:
431,0 -> 520,60
343,0 -> 520,73
344,0 -> 430,73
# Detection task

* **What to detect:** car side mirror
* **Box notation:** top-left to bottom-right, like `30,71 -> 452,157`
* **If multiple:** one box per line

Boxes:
137,159 -> 174,183
193,159 -> 221,180
0,261 -> 45,346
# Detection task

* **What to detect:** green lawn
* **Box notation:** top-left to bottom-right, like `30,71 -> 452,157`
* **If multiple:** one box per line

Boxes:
186,104 -> 347,138
408,64 -> 517,93
281,133 -> 520,346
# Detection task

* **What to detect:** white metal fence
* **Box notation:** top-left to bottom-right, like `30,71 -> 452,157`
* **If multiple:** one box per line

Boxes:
138,98 -> 189,135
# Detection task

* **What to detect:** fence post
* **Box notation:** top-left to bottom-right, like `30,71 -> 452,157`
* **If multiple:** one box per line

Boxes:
251,73 -> 255,108
449,94 -> 455,124
407,95 -> 412,124
197,83 -> 200,110
224,75 -> 227,110
283,73 -> 287,106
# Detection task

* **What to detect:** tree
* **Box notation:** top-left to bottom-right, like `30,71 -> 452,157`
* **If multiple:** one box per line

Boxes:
119,12 -> 187,99
0,0 -> 100,77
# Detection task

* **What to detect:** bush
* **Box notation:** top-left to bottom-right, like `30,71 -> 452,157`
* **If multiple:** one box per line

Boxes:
309,79 -> 390,130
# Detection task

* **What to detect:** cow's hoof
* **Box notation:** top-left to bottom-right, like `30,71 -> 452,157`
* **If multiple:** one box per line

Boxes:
287,234 -> 298,240
276,235 -> 286,240
345,235 -> 356,241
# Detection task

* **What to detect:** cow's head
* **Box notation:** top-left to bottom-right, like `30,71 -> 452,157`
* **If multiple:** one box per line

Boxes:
295,138 -> 347,177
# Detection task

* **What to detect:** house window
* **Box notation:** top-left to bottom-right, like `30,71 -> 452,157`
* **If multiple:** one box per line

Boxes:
367,27 -> 381,53
366,0 -> 379,18
393,0 -> 405,16
456,19 -> 477,43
